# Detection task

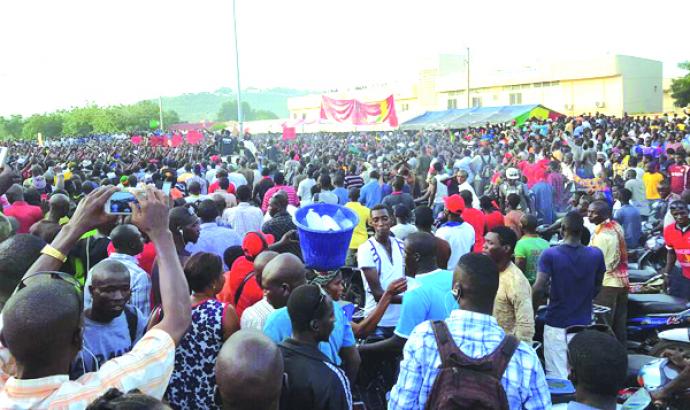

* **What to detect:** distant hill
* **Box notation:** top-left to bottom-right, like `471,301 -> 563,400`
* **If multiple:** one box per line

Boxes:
152,87 -> 310,122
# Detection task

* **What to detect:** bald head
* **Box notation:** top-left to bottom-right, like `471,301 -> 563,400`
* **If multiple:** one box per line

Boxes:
216,330 -> 283,410
253,251 -> 279,286
2,277 -> 82,368
110,224 -> 144,255
404,231 -> 437,269
49,193 -> 70,218
5,184 -> 23,204
90,259 -> 130,286
262,253 -> 306,288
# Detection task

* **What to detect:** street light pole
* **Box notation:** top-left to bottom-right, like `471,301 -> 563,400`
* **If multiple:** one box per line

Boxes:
466,47 -> 470,108
232,0 -> 243,136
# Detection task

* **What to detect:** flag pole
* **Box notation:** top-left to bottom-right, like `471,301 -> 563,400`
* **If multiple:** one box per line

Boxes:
158,96 -> 164,131
232,0 -> 243,136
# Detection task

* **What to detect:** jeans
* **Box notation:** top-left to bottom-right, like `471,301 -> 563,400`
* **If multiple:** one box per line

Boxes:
668,266 -> 690,299
594,286 -> 628,345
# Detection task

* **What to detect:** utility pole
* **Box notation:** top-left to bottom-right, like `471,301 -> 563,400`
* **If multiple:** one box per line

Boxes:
158,96 -> 164,131
466,47 -> 470,108
232,0 -> 243,137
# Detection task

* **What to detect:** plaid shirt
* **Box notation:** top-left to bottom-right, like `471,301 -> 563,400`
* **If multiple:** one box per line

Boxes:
388,309 -> 550,410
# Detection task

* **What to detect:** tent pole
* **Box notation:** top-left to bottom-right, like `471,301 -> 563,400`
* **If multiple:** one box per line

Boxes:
466,47 -> 470,108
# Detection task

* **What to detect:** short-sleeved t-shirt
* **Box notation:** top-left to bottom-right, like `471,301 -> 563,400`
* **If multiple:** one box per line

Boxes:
668,164 -> 690,194
642,172 -> 664,200
435,222 -> 475,270
537,244 -> 605,328
70,308 -> 148,378
664,223 -> 690,279
394,269 -> 458,338
263,300 -> 355,365
514,236 -> 550,284
357,237 -> 405,327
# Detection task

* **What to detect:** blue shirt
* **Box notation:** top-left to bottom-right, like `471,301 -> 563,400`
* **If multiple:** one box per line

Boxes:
532,181 -> 554,225
394,269 -> 457,339
614,204 -> 642,249
263,300 -> 356,365
359,180 -> 383,208
333,187 -> 349,205
389,309 -> 551,410
185,223 -> 242,270
537,244 -> 605,328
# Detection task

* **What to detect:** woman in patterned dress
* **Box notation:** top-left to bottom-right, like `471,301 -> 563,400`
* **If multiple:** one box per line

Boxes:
165,252 -> 240,409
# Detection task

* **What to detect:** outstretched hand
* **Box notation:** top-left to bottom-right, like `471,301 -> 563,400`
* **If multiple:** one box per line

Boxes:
131,186 -> 171,239
68,185 -> 119,236
385,277 -> 408,296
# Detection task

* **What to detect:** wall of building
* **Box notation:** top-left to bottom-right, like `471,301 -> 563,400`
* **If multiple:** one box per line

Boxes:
617,55 -> 663,115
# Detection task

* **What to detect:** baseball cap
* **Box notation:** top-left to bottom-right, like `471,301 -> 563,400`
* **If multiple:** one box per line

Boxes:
443,194 -> 465,215
506,168 -> 520,180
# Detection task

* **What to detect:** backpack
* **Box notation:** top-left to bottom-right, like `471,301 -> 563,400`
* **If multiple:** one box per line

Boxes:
424,320 -> 519,410
123,305 -> 139,345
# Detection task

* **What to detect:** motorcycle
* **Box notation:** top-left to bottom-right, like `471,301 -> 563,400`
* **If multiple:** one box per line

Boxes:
621,356 -> 690,409
651,323 -> 690,357
626,294 -> 690,354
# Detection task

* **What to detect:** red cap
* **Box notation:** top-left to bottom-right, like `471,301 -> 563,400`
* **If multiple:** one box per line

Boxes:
242,231 -> 275,258
443,194 -> 465,214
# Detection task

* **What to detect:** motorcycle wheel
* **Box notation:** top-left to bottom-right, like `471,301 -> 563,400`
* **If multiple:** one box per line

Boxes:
649,340 -> 690,357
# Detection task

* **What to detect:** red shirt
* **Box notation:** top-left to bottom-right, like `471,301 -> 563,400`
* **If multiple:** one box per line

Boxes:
664,224 -> 690,279
217,256 -> 263,318
667,164 -> 689,195
4,201 -> 44,234
209,181 -> 236,194
484,210 -> 505,231
461,207 -> 486,253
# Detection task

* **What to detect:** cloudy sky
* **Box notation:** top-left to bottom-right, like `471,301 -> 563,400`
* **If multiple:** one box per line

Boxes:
1,0 -> 688,116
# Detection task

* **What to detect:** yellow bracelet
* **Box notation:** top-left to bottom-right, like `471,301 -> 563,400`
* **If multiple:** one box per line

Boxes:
41,245 -> 67,263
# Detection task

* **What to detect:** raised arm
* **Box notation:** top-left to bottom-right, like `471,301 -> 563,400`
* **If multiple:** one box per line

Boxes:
131,187 -> 191,345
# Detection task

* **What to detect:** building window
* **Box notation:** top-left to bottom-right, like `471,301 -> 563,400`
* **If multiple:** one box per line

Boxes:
471,97 -> 482,108
493,94 -> 499,101
511,85 -> 520,90
521,84 -> 530,89
447,99 -> 458,109
509,93 -> 522,105
302,113 -> 306,120
654,85 -> 658,92
402,103 -> 409,111
551,81 -> 560,86
534,82 -> 542,88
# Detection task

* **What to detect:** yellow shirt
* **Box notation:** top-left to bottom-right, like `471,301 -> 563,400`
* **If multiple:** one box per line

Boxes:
493,262 -> 535,342
590,221 -> 628,288
345,201 -> 371,249
642,172 -> 664,200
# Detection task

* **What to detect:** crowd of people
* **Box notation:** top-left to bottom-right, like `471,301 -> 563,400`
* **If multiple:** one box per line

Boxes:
0,111 -> 689,409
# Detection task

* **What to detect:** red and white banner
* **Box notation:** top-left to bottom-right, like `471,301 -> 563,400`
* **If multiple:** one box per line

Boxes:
320,95 -> 398,127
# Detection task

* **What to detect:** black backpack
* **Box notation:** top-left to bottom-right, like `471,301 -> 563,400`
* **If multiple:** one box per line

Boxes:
123,305 -> 139,344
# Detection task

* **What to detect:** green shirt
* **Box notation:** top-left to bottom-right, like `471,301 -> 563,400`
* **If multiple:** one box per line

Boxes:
514,236 -> 550,284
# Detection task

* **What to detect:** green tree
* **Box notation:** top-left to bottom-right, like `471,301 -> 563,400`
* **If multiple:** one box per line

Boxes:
671,61 -> 690,108
0,115 -> 24,139
21,113 -> 64,139
253,109 -> 279,120
216,100 -> 278,121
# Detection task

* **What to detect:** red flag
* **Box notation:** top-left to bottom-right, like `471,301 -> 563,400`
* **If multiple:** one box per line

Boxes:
282,126 -> 296,141
186,130 -> 203,145
131,135 -> 142,145
171,134 -> 183,147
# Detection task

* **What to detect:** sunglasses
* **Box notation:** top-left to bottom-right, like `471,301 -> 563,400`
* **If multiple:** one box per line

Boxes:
13,271 -> 83,311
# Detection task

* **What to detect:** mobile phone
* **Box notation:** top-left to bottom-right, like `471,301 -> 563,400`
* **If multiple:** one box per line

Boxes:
105,191 -> 138,215
162,181 -> 172,196
0,147 -> 8,167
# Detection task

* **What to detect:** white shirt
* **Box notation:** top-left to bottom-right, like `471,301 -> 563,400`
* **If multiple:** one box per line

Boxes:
357,236 -> 405,327
435,222 -> 475,270
457,181 -> 480,209
432,174 -> 448,205
297,178 -> 316,201
228,172 -> 248,188
222,202 -> 264,238
240,298 -> 275,330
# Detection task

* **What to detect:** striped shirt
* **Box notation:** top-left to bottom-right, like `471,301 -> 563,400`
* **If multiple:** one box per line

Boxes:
0,329 -> 175,409
240,298 -> 275,330
261,184 -> 299,212
344,175 -> 364,189
388,309 -> 550,410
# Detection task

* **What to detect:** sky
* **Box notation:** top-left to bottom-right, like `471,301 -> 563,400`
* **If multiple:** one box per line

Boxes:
1,0 -> 689,117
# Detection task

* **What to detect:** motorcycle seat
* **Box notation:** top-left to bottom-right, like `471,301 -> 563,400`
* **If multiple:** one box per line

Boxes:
628,294 -> 690,316
628,269 -> 657,283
